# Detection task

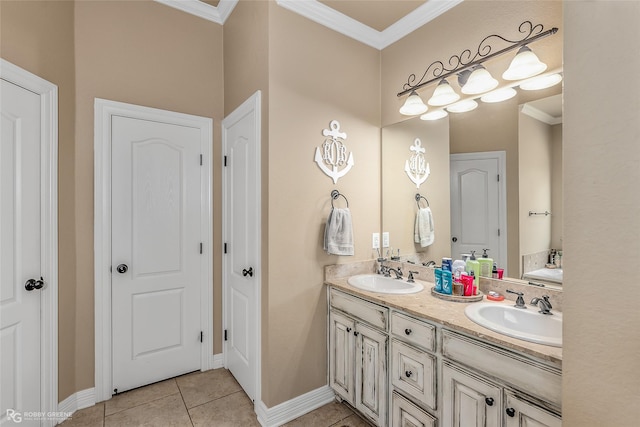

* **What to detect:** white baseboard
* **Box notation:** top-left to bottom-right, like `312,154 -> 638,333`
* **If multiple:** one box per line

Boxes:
211,353 -> 224,369
56,388 -> 96,424
255,386 -> 335,427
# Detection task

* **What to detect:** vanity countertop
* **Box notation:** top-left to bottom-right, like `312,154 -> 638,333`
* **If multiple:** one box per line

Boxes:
326,276 -> 562,368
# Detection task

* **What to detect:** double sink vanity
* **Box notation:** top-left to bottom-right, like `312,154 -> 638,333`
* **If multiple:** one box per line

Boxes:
325,260 -> 562,427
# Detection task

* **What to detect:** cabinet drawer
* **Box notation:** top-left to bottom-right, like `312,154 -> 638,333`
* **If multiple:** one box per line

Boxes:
330,288 -> 388,331
391,312 -> 435,352
391,392 -> 436,427
391,339 -> 436,410
442,330 -> 562,407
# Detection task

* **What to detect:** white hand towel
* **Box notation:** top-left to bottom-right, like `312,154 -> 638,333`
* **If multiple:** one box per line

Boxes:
414,207 -> 434,247
324,208 -> 354,256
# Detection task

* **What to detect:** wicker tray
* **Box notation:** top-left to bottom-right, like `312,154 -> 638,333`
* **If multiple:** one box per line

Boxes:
430,286 -> 483,303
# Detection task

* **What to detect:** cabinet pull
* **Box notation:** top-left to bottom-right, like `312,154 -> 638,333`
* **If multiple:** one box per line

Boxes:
485,397 -> 494,406
404,328 -> 412,335
506,408 -> 516,417
346,327 -> 352,333
353,331 -> 359,336
405,370 -> 413,378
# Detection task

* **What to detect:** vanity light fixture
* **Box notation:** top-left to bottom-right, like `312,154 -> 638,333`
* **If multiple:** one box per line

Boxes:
397,21 -> 558,117
399,90 -> 428,116
420,110 -> 448,121
447,99 -> 478,113
428,79 -> 460,106
481,87 -> 517,103
502,45 -> 548,80
519,73 -> 563,90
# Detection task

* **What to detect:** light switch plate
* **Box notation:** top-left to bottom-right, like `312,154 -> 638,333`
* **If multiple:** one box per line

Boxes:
382,232 -> 390,248
372,233 -> 380,249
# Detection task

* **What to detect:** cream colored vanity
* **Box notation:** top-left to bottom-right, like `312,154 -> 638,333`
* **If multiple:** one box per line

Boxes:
327,272 -> 562,427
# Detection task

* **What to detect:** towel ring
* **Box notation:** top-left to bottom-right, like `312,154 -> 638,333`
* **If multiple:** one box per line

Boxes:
415,193 -> 429,208
331,190 -> 349,208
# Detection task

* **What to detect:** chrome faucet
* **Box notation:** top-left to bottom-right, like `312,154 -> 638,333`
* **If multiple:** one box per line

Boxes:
386,266 -> 403,280
506,289 -> 527,309
530,295 -> 553,315
422,260 -> 436,267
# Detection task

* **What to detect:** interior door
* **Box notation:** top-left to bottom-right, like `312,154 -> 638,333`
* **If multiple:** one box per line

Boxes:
223,93 -> 260,401
450,153 -> 505,270
0,80 -> 42,426
111,115 -> 202,393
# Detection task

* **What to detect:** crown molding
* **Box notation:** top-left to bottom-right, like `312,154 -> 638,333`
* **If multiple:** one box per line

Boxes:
277,0 -> 463,50
154,0 -> 238,25
520,104 -> 563,125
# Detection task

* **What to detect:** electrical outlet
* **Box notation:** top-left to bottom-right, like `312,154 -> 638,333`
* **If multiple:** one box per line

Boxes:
382,232 -> 390,248
372,233 -> 380,249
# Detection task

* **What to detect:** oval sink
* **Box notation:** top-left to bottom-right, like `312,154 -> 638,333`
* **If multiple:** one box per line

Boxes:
464,302 -> 562,347
347,274 -> 424,294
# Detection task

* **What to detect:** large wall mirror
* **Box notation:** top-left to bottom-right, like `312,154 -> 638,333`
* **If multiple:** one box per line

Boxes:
381,21 -> 563,288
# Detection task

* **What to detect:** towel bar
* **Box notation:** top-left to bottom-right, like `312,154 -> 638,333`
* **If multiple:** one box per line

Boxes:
415,193 -> 430,208
331,190 -> 349,208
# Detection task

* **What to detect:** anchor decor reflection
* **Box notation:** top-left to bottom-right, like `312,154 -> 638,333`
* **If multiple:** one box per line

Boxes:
314,120 -> 354,184
405,138 -> 430,188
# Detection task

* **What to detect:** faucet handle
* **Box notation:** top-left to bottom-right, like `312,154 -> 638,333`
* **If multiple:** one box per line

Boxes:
407,271 -> 419,283
541,295 -> 552,309
506,289 -> 527,309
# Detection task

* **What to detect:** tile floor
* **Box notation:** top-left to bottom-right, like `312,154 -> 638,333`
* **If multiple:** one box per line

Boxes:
59,368 -> 370,427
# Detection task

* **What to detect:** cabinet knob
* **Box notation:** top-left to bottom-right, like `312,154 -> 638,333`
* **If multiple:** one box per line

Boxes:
353,331 -> 359,336
485,397 -> 494,406
405,370 -> 413,378
404,328 -> 412,335
346,327 -> 352,333
506,407 -> 516,417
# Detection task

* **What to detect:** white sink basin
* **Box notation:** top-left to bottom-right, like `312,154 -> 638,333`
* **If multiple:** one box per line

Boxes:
347,274 -> 424,294
464,302 -> 562,347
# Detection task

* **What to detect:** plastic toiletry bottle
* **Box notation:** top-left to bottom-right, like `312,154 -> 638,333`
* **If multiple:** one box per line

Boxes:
442,257 -> 453,273
465,251 -> 480,281
470,270 -> 477,295
478,248 -> 494,278
441,270 -> 453,295
492,262 -> 498,279
434,268 -> 443,293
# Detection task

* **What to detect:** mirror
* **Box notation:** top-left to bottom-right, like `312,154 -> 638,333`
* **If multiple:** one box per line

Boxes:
381,86 -> 563,286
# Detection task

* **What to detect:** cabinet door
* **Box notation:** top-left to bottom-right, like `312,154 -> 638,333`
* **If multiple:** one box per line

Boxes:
392,392 -> 436,427
329,310 -> 356,405
355,322 -> 387,426
504,392 -> 561,427
442,363 -> 501,427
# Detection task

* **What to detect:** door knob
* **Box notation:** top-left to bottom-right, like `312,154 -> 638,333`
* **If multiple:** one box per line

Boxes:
25,277 -> 45,291
242,267 -> 253,277
116,264 -> 128,274
452,236 -> 458,242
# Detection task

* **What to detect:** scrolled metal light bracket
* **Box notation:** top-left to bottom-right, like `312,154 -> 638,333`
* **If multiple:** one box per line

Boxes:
397,21 -> 558,98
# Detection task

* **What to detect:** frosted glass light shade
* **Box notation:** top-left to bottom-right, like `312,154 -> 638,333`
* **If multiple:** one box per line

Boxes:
520,73 -> 563,90
428,79 -> 460,106
399,90 -> 428,115
502,46 -> 548,80
461,66 -> 498,95
481,87 -> 517,103
447,99 -> 478,113
420,110 -> 448,121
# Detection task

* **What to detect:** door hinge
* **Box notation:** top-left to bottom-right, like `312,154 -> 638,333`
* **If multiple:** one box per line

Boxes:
224,329 -> 228,341
200,331 -> 203,343
200,243 -> 203,254
224,155 -> 227,167
200,154 -> 203,166
498,228 -> 501,236
497,174 -> 500,182
224,243 -> 227,254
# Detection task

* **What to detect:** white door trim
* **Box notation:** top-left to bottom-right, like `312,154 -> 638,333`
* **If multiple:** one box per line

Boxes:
0,59 -> 58,426
222,90 -> 262,405
94,99 -> 213,402
450,150 -> 508,273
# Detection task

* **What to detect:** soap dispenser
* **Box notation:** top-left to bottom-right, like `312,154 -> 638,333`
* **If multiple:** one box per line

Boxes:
465,251 -> 480,288
478,249 -> 494,278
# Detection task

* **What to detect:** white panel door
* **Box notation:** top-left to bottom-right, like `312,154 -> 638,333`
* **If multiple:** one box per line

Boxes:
450,152 -> 505,271
111,116 -> 202,393
223,93 -> 260,401
0,80 -> 42,426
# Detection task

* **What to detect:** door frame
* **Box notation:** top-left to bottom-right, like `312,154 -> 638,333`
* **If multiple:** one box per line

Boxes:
94,99 -> 213,402
221,90 -> 262,404
0,59 -> 58,425
450,150 -> 508,273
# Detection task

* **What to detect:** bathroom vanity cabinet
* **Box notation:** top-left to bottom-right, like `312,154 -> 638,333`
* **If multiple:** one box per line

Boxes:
327,285 -> 562,427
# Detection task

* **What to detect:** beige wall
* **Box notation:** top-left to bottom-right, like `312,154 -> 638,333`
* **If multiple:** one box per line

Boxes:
1,0 -> 78,402
263,3 -> 381,406
518,113 -> 552,263
563,2 -> 640,424
550,124 -> 563,249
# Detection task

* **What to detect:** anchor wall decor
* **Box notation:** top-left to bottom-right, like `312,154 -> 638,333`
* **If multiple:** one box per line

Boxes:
405,138 -> 430,188
314,120 -> 354,184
